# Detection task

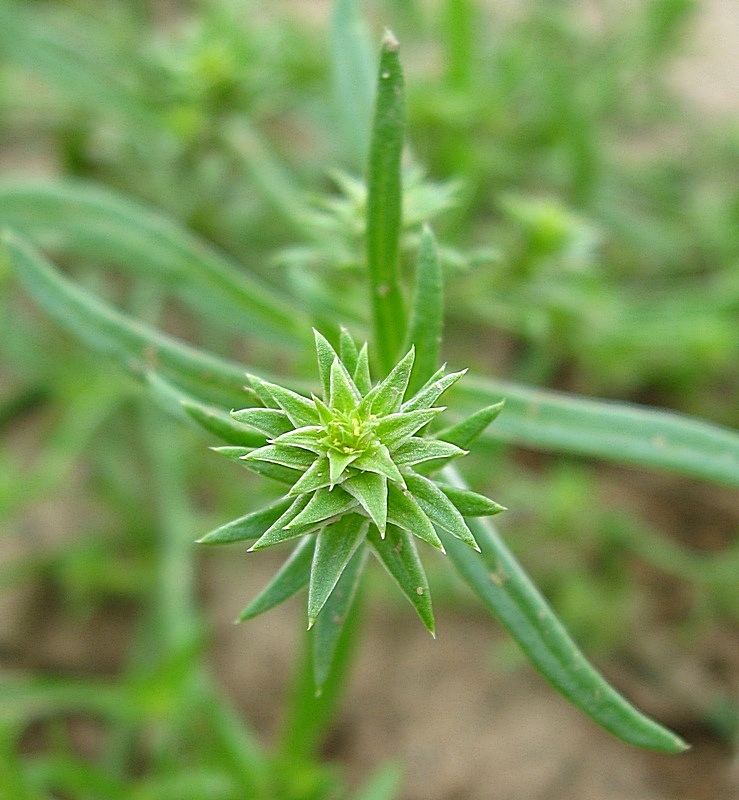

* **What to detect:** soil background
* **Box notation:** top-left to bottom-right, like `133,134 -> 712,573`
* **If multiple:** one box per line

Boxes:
2,2 -> 738,799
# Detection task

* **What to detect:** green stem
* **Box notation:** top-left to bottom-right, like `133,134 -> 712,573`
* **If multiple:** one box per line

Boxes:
277,590 -> 361,767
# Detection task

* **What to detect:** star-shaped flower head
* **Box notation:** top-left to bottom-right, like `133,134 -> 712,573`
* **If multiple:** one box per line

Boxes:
200,329 -> 504,639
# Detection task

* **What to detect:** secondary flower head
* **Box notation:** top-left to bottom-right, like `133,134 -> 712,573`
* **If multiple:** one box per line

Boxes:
200,329 -> 504,634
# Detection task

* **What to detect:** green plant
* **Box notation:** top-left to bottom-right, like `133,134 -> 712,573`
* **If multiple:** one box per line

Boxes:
2,2 -> 739,796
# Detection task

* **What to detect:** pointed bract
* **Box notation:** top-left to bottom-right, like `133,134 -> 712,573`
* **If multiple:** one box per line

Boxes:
329,357 -> 361,412
314,328 -> 340,399
344,471 -> 388,534
212,328 -> 503,636
231,406 -> 293,438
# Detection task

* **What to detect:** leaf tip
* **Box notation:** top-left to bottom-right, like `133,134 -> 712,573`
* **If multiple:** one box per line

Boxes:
381,28 -> 400,52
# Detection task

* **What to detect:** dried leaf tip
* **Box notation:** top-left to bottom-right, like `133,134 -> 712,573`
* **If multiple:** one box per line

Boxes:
382,29 -> 400,52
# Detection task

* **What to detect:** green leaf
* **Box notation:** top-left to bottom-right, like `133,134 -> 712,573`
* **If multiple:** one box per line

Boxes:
271,427 -> 324,453
402,369 -> 466,412
404,473 -> 480,550
457,376 -> 739,487
238,536 -> 316,620
247,376 -> 319,428
181,401 -> 265,447
435,483 -> 506,517
287,487 -> 357,530
406,225 -> 444,396
197,497 -> 293,545
0,181 -> 310,345
327,448 -> 361,485
433,401 -> 505,450
375,408 -> 444,448
308,515 -> 368,627
330,0 -> 376,167
343,472 -> 388,533
312,543 -> 367,688
338,327 -> 360,375
329,357 -> 361,413
440,466 -> 688,753
233,455 -> 302,485
353,343 -> 372,395
386,483 -> 444,552
144,371 -> 265,448
366,30 -> 407,374
353,442 -> 405,486
367,523 -> 434,634
209,445 -> 253,463
230,407 -> 293,439
243,444 -> 316,471
391,438 -> 467,467
314,329 -> 339,399
1,231 -> 251,408
244,377 -> 280,409
288,456 -> 333,496
361,347 -> 415,416
249,495 -> 313,550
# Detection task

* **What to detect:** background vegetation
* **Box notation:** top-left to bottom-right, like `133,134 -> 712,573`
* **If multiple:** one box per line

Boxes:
1,1 -> 737,798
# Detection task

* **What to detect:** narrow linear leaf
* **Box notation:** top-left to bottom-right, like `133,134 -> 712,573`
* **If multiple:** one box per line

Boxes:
1,231 -> 250,407
404,473 -> 479,550
329,357 -> 362,412
183,402 -> 265,448
328,448 -> 361,485
387,483 -> 444,552
145,371 -> 264,447
247,376 -> 319,428
367,524 -> 434,634
314,329 -> 339,399
343,472 -> 388,533
338,327 -> 360,375
402,368 -> 466,413
440,466 -> 688,753
331,0 -> 376,167
366,30 -> 407,374
288,457 -> 333,496
391,438 -> 467,467
434,400 -> 505,450
436,483 -> 506,517
406,225 -> 443,396
308,516 -> 368,626
243,444 -> 316,471
197,497 -> 293,545
312,544 -> 368,689
209,445 -> 252,463
270,428 -> 324,453
239,537 -> 316,620
375,407 -> 443,448
353,343 -> 372,395
250,495 -> 313,550
0,181 -> 310,345
288,486 -> 357,530
230,407 -> 293,439
361,346 -> 415,416
353,442 -> 405,485
457,376 -> 739,487
234,456 -> 302,485
244,376 -> 281,409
